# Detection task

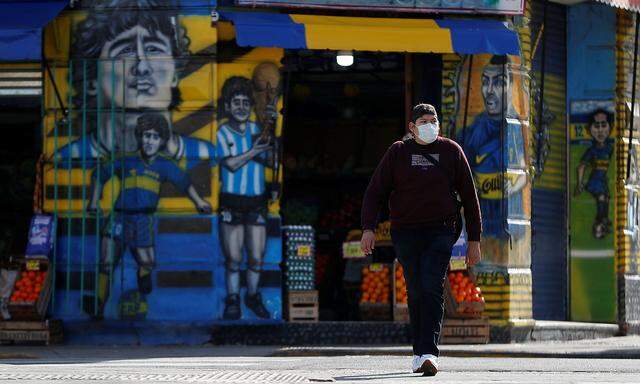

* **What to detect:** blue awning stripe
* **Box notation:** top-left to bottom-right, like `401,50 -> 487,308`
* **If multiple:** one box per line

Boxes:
221,11 -> 521,56
220,12 -> 307,49
0,1 -> 68,61
435,19 -> 521,56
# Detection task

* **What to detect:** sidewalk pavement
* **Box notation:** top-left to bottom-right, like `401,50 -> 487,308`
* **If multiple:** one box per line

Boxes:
1,336 -> 640,361
274,335 -> 640,359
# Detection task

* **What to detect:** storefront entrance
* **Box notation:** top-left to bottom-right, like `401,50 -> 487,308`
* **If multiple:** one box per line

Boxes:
281,50 -> 442,320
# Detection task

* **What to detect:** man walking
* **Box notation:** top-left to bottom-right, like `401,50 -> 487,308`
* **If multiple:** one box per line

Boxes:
361,104 -> 482,376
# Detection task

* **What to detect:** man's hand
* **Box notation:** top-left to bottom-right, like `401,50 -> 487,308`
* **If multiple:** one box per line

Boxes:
574,182 -> 584,196
466,241 -> 481,267
361,230 -> 376,255
252,135 -> 273,157
196,200 -> 212,214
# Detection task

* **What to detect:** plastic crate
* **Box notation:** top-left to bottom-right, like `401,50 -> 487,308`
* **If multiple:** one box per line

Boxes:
7,258 -> 53,321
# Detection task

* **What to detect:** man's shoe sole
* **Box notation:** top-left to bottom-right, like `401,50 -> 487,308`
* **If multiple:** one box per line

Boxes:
421,360 -> 438,377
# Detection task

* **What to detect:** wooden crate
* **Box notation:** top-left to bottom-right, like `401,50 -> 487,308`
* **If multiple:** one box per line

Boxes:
359,303 -> 392,321
444,269 -> 485,319
393,305 -> 409,323
392,260 -> 409,322
440,317 -> 490,344
7,258 -> 53,321
285,290 -> 318,322
0,320 -> 63,345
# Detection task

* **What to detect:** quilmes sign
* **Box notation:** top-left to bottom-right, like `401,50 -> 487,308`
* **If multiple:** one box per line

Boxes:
236,0 -> 524,15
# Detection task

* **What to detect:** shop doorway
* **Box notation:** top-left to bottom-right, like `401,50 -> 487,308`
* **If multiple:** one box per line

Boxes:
0,96 -> 41,261
280,50 -> 441,320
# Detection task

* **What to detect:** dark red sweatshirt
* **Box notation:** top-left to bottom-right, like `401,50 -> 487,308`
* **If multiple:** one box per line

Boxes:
361,137 -> 482,241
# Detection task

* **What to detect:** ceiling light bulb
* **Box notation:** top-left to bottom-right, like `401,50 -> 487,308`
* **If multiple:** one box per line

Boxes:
336,51 -> 354,67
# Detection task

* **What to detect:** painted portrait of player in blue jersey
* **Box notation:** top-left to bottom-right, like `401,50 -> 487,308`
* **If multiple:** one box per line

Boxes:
84,113 -> 212,319
574,109 -> 614,239
457,55 -> 527,239
55,0 -> 216,173
216,72 -> 279,321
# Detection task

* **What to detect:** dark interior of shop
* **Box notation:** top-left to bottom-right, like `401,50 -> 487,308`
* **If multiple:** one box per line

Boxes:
281,50 -> 441,320
0,97 -> 40,260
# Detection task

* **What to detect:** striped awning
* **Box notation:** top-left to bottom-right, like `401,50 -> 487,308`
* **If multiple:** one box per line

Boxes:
220,12 -> 520,56
0,65 -> 42,96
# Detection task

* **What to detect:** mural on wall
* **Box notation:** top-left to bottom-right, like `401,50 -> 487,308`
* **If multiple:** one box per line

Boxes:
41,0 -> 284,324
569,100 -> 616,322
86,113 -> 212,318
626,147 -> 640,276
573,107 -> 615,239
216,63 -> 281,320
443,54 -> 531,268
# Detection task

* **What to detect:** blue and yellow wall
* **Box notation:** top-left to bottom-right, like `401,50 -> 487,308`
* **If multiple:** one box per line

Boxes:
40,0 -> 285,335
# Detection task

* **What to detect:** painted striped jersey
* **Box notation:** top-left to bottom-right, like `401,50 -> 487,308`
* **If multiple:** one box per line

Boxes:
56,135 -> 216,172
216,121 -> 268,197
172,136 -> 217,170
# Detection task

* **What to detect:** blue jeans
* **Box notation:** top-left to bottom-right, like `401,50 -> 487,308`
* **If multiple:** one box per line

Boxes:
391,226 -> 457,356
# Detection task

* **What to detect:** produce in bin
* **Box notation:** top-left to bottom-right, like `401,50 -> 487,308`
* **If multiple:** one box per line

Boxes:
448,271 -> 484,311
10,270 -> 47,304
394,263 -> 407,305
359,264 -> 391,304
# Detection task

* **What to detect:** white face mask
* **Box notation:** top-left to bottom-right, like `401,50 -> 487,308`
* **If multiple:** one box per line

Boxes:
416,122 -> 439,144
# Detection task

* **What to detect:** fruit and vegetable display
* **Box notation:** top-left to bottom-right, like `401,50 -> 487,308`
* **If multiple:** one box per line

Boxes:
359,264 -> 391,304
446,270 -> 485,317
447,271 -> 484,304
394,263 -> 408,305
283,226 -> 316,291
10,270 -> 47,304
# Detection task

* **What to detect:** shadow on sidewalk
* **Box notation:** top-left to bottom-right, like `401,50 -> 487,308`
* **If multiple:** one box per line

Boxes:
334,372 -> 421,381
0,345 -> 280,365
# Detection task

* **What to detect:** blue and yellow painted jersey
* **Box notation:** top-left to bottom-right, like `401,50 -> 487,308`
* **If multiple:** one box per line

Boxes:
581,138 -> 614,196
581,138 -> 614,173
457,112 -> 502,174
94,153 -> 191,212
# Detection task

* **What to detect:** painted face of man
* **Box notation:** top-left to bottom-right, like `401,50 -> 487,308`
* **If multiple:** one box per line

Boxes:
590,113 -> 611,144
481,65 -> 512,117
98,25 -> 177,110
226,94 -> 252,123
141,129 -> 162,157
253,63 -> 280,124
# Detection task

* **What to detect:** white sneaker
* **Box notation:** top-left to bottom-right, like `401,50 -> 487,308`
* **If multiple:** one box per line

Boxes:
412,354 -> 438,375
411,355 -> 422,373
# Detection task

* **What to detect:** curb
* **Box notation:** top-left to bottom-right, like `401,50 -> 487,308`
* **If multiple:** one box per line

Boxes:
0,353 -> 38,359
270,346 -> 640,359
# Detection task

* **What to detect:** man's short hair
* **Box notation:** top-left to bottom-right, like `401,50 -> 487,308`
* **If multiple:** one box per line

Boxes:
71,0 -> 191,111
489,55 -> 510,66
135,113 -> 170,148
411,103 -> 438,124
486,55 -> 514,84
220,76 -> 254,119
589,108 -> 614,130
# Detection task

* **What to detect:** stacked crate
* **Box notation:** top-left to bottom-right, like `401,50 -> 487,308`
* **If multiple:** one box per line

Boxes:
282,226 -> 318,322
283,226 -> 316,291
